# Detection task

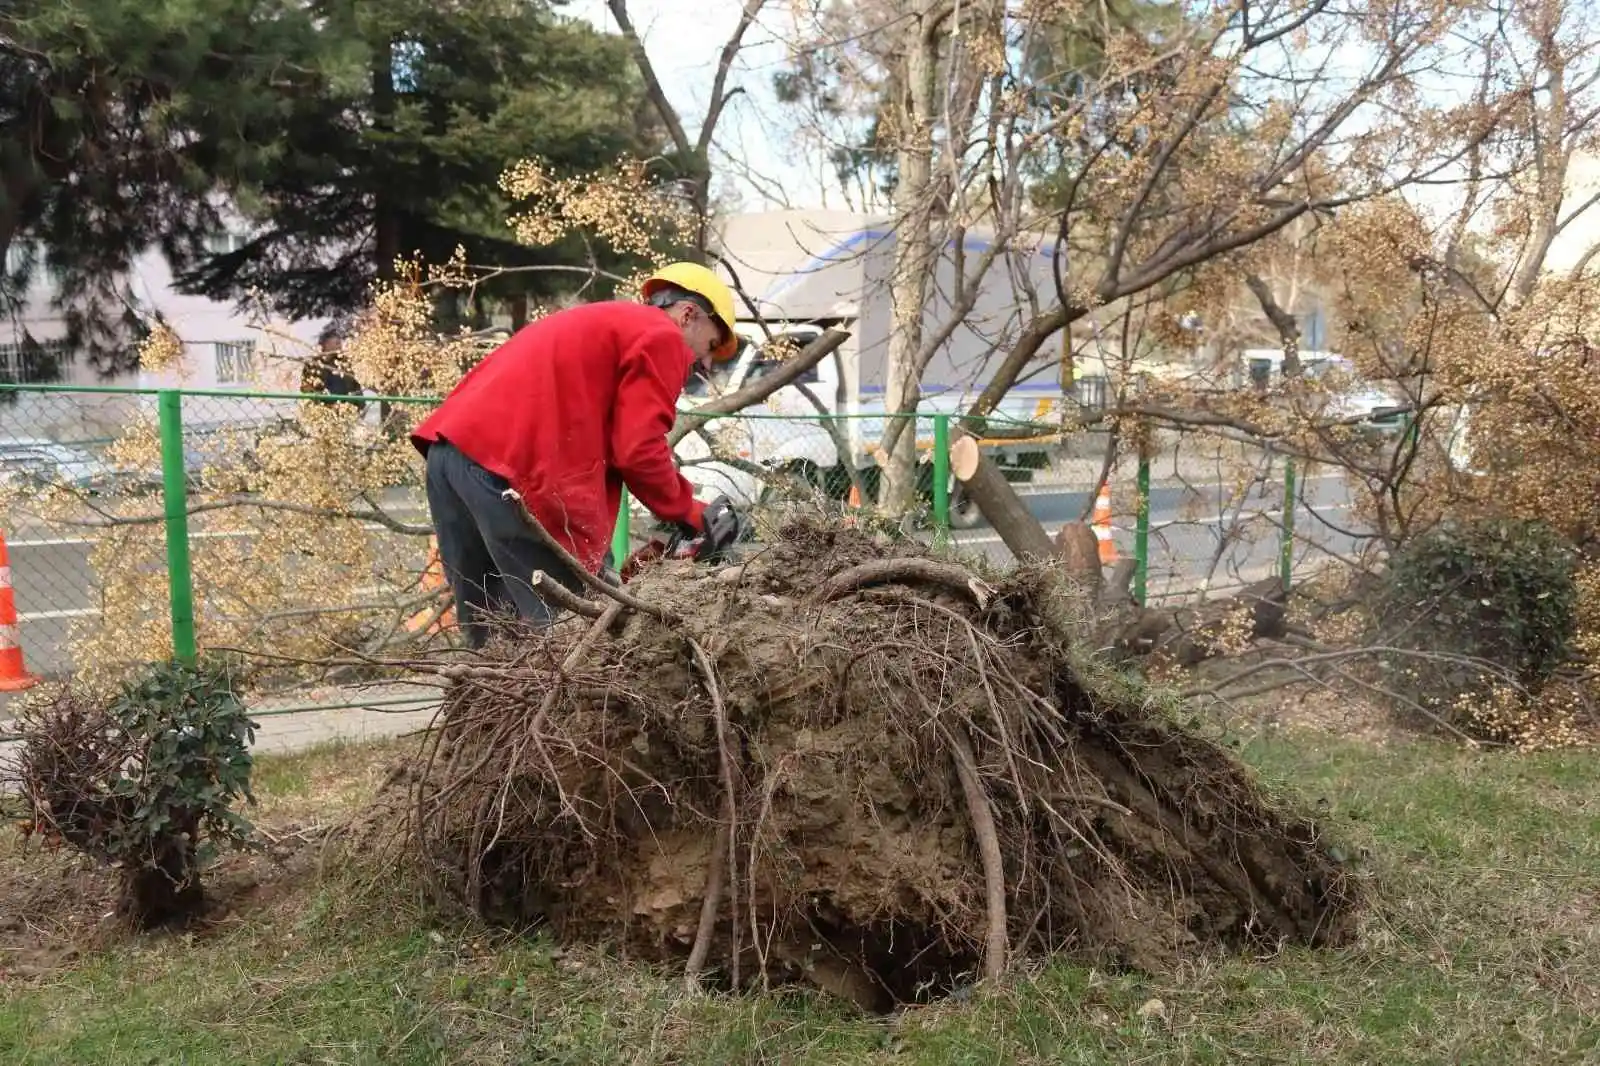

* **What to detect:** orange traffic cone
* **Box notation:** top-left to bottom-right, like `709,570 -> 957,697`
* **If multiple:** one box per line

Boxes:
1091,483 -> 1117,565
0,531 -> 39,691
405,536 -> 457,634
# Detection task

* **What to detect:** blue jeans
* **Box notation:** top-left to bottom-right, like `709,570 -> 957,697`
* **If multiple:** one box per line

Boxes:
423,440 -> 597,649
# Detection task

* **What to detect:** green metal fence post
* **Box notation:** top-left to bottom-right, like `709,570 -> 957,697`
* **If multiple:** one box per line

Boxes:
1134,456 -> 1151,606
932,414 -> 951,543
611,487 -> 632,568
1280,456 -> 1297,591
157,390 -> 198,665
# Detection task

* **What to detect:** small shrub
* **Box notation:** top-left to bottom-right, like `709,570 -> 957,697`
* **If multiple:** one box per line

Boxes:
1379,517 -> 1579,739
14,656 -> 260,927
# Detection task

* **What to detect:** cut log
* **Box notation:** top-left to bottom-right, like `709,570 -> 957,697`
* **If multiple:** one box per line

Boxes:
949,434 -> 980,481
1104,577 -> 1289,665
1053,521 -> 1104,597
1100,558 -> 1138,609
953,448 -> 1057,562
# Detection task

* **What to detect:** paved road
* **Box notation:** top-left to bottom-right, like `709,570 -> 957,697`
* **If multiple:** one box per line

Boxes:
950,473 -> 1361,598
1,688 -> 444,768
6,505 -> 431,682
3,473 -> 1362,691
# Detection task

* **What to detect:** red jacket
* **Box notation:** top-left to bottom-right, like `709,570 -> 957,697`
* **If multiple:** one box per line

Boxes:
411,301 -> 705,571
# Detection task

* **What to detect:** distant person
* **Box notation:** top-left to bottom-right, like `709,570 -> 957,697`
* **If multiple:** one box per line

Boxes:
410,263 -> 743,648
301,319 -> 362,396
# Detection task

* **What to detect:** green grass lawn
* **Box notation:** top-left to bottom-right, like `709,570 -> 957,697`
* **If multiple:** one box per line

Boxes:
1,731 -> 1597,1065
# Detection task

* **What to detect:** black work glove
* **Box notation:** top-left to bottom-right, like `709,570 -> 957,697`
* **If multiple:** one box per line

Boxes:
695,495 -> 741,557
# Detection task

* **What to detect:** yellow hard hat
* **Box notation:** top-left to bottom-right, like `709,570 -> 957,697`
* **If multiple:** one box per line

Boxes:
640,261 -> 739,361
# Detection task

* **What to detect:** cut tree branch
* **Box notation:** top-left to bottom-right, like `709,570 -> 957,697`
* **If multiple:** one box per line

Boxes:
667,329 -> 850,446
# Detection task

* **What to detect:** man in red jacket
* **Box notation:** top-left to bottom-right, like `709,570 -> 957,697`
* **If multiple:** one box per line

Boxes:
410,262 -> 742,648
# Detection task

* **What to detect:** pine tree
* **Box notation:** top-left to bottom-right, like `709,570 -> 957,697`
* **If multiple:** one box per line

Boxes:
174,0 -> 661,321
1,0 -> 335,373
1,0 -> 661,378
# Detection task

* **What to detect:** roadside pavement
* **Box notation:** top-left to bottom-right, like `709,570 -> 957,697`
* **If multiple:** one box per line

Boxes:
245,687 -> 441,756
0,686 -> 443,774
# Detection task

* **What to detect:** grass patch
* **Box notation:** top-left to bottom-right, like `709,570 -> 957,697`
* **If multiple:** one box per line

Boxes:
248,736 -> 420,823
2,730 -> 1597,1063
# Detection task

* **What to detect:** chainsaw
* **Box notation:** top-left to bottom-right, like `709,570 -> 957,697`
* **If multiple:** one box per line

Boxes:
617,522 -> 740,583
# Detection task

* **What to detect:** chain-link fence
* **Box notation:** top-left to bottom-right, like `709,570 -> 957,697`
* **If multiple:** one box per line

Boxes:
2,384 -> 1367,689
2,385 -> 437,686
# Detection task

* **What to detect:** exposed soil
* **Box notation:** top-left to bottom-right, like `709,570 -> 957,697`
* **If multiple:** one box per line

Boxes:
0,827 -> 320,982
408,519 -> 1365,1011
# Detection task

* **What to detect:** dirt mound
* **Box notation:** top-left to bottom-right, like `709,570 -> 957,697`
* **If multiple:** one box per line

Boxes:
408,520 -> 1361,1010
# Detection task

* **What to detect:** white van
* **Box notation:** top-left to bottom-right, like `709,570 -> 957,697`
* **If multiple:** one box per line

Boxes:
645,211 -> 1094,527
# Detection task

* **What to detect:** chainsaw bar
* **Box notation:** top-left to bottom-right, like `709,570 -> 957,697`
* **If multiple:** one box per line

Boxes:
618,522 -> 743,583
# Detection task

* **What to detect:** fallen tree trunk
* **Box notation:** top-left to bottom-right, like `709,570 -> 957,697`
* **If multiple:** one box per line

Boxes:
951,428 -> 1296,666
1103,576 -> 1292,666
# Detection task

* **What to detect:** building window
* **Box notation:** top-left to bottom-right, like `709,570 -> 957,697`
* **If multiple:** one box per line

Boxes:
1247,357 -> 1273,391
204,232 -> 249,255
1074,374 -> 1110,412
0,339 -> 75,384
1297,307 -> 1328,351
214,341 -> 258,384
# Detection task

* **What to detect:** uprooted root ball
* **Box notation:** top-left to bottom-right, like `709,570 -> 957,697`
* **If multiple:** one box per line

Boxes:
406,520 -> 1362,1011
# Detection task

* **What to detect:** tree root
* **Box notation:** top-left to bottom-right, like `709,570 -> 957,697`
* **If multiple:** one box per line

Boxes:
947,727 -> 1008,981
813,558 -> 996,607
408,516 -> 1364,1008
500,488 -> 673,621
531,571 -> 604,619
687,635 -> 742,989
684,821 -> 730,992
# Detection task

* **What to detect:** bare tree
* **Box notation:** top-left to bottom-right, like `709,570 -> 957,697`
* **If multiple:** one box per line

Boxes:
769,0 -> 1516,550
605,0 -> 772,252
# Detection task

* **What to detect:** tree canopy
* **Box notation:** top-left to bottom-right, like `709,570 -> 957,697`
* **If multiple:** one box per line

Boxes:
1,0 -> 662,375
174,0 -> 663,322
1,0 -> 334,372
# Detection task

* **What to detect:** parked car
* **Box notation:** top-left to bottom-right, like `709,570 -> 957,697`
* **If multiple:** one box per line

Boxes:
1302,356 -> 1411,434
1240,350 -> 1410,435
0,437 -> 126,495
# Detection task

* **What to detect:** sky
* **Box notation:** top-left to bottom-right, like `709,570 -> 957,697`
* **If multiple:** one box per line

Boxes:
565,2 -> 1456,216
564,1 -> 1597,264
566,0 -> 835,210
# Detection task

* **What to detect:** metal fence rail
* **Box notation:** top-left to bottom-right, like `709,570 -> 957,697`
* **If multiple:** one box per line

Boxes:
2,383 -> 1360,686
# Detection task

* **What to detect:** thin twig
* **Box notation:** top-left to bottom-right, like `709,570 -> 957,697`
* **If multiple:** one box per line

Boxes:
1325,663 -> 1487,746
962,623 -> 1029,815
1184,644 -> 1521,698
461,600 -> 627,890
